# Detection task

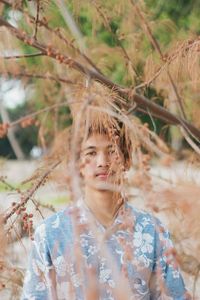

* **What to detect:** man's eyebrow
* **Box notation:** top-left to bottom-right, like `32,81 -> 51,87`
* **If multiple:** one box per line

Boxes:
82,146 -> 96,151
82,144 -> 114,151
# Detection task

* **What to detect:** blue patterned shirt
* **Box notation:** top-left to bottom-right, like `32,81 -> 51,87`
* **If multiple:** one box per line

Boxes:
21,200 -> 190,300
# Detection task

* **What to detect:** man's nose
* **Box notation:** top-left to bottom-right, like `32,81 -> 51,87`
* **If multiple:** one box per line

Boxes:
97,152 -> 109,167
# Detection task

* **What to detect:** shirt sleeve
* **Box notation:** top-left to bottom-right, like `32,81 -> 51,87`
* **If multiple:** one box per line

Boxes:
149,218 -> 191,300
21,223 -> 55,300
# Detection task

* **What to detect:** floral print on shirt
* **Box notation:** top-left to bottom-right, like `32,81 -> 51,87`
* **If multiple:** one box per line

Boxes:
21,201 -> 190,300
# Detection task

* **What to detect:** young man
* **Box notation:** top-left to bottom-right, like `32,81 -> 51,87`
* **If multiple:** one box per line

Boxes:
21,116 -> 190,300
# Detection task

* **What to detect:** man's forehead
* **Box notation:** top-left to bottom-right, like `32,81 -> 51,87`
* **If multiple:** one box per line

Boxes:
82,134 -> 115,150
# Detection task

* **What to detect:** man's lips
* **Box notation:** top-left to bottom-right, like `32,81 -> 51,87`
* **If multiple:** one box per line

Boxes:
96,173 -> 108,177
96,172 -> 109,179
95,171 -> 114,179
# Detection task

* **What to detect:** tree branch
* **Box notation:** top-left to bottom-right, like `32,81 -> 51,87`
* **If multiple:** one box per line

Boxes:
8,100 -> 70,128
56,0 -> 86,54
4,70 -> 75,85
92,0 -> 139,77
130,0 -> 187,119
1,0 -> 103,75
33,0 -> 40,39
3,160 -> 61,223
1,16 -> 200,141
2,52 -> 44,59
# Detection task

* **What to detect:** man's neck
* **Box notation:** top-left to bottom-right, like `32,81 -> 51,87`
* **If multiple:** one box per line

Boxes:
84,186 -> 123,228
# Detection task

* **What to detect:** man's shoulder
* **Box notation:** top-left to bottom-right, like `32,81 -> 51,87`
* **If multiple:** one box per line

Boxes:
126,202 -> 168,233
126,202 -> 155,221
34,203 -> 74,238
46,204 -> 73,223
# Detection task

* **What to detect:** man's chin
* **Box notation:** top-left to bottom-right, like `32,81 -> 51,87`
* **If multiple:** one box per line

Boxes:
95,181 -> 110,191
86,178 -> 119,192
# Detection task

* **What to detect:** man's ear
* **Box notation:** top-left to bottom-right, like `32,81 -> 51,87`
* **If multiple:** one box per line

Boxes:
78,160 -> 84,178
79,170 -> 84,178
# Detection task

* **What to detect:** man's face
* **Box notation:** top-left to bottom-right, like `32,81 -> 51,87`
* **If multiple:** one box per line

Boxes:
80,133 -> 124,190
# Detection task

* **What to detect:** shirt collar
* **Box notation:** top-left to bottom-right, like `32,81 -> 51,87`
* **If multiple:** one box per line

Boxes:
76,198 -> 131,231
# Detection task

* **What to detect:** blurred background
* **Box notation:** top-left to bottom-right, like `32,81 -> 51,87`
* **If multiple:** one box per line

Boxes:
0,0 -> 200,298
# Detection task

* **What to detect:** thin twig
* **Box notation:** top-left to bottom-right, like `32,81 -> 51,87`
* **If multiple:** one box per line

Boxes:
180,127 -> 200,155
3,160 -> 61,223
30,198 -> 45,219
56,0 -> 86,53
1,0 -> 103,75
130,0 -> 187,119
4,70 -> 75,85
135,38 -> 200,90
0,177 -> 16,191
92,0 -> 139,77
33,199 -> 56,213
135,63 -> 167,90
7,100 -> 69,128
33,0 -> 40,40
1,52 -> 44,59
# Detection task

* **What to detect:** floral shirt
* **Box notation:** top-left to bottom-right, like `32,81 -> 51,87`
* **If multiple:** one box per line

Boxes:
21,200 -> 190,300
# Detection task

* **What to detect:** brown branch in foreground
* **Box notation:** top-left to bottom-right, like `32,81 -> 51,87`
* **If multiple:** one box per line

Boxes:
32,199 -> 56,213
0,176 -> 56,228
130,1 -> 200,150
130,0 -> 187,119
7,101 -> 69,128
2,52 -> 44,59
0,176 -> 16,191
0,99 -> 78,139
0,176 -> 55,222
135,63 -> 167,90
92,0 -> 138,77
3,70 -> 75,85
3,160 -> 61,223
33,0 -> 40,39
135,37 -> 200,90
0,0 -> 103,75
1,16 -> 200,141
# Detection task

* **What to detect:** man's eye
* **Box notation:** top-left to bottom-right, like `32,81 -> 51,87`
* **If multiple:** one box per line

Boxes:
108,149 -> 115,155
86,151 -> 96,156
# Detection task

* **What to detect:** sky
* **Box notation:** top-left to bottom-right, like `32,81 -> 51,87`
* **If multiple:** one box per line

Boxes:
0,10 -> 26,109
0,79 -> 26,109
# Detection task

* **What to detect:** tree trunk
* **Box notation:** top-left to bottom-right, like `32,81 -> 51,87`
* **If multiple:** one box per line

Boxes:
0,99 -> 25,159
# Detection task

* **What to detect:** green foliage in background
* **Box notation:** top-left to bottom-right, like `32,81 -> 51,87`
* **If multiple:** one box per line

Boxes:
1,0 -> 199,158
